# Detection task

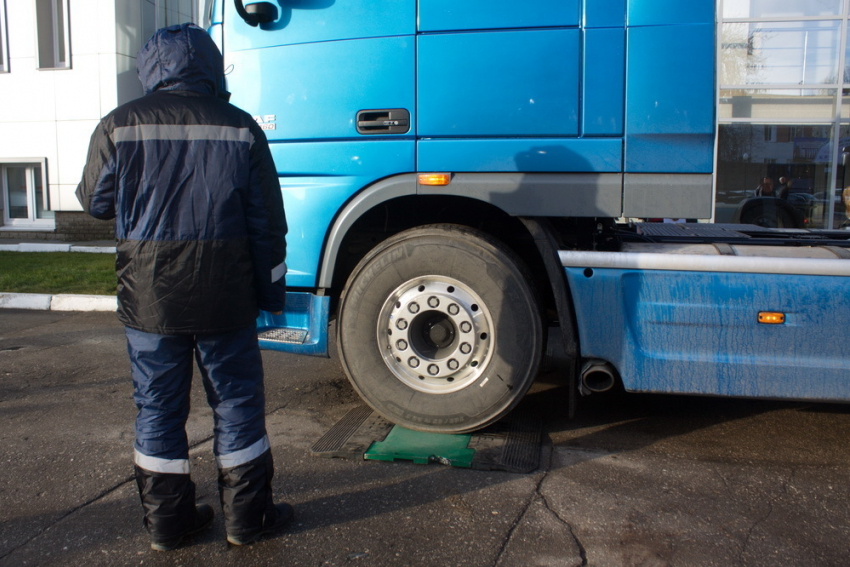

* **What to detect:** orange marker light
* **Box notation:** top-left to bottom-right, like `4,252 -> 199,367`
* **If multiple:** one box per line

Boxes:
758,312 -> 786,324
418,173 -> 452,186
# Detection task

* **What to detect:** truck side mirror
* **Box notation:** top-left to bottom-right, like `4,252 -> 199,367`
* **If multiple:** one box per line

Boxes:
234,1 -> 278,27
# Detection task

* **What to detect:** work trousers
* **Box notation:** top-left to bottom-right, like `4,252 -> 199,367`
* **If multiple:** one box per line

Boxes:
125,325 -> 270,474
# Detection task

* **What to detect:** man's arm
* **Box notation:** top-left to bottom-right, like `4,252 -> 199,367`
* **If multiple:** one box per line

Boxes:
245,124 -> 288,313
76,119 -> 117,220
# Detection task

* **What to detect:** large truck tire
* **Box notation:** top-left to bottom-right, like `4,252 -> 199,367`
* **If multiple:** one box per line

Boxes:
337,224 -> 543,433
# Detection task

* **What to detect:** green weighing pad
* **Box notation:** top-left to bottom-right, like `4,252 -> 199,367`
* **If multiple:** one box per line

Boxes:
364,426 -> 475,467
311,405 -> 542,473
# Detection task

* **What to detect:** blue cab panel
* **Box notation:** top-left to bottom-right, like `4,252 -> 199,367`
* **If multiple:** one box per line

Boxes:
418,30 -> 580,137
224,0 -> 415,52
583,28 -> 625,136
565,268 -> 850,401
419,0 -> 579,32
272,140 -> 414,288
584,0 -> 626,28
418,138 -> 622,173
627,0 -> 715,26
625,23 -> 715,172
226,36 -> 415,142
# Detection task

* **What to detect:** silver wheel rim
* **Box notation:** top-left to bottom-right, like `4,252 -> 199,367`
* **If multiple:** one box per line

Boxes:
377,276 -> 494,394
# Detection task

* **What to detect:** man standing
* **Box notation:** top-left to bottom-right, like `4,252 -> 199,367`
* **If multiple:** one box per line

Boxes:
76,24 -> 290,551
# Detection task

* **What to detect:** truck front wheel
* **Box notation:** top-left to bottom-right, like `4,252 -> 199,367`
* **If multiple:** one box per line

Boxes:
337,224 -> 543,433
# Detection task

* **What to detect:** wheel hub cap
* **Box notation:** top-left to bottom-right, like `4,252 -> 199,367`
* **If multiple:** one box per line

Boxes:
378,276 -> 494,393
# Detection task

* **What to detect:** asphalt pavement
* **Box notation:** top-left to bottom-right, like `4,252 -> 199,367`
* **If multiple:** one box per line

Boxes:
0,310 -> 848,566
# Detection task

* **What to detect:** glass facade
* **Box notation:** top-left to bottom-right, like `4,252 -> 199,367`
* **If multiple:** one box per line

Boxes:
716,0 -> 850,229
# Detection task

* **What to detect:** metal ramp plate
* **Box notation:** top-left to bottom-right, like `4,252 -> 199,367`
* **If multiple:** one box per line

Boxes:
311,405 -> 542,473
257,328 -> 308,344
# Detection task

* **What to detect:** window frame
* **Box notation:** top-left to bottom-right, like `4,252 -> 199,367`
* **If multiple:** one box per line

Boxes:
1,159 -> 53,228
0,0 -> 9,73
34,0 -> 71,70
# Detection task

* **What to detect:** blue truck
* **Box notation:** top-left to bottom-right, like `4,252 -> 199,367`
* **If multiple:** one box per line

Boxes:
208,1 -> 850,433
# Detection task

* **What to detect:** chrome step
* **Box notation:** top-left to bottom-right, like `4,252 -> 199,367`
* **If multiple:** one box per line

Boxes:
258,328 -> 308,344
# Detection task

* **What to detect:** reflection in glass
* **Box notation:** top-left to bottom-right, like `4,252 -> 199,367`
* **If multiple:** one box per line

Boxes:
5,167 -> 28,219
33,168 -> 54,220
835,126 -> 850,228
721,21 -> 840,86
715,124 -> 836,228
719,89 -> 835,119
723,0 -> 842,19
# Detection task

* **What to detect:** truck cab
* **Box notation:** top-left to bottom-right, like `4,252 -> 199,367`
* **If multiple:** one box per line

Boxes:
208,1 -> 850,432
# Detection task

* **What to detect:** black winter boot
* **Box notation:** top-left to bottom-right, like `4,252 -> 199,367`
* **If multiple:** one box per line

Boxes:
134,465 -> 215,551
218,450 -> 294,545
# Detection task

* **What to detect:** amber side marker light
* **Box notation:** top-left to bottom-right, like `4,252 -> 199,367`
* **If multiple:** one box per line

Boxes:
418,173 -> 452,186
758,312 -> 786,324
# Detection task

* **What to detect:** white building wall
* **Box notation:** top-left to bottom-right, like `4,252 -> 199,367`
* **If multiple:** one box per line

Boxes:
0,0 -> 173,223
0,0 -> 122,218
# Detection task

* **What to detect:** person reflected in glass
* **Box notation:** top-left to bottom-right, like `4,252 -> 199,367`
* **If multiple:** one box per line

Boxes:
776,176 -> 791,200
755,177 -> 774,197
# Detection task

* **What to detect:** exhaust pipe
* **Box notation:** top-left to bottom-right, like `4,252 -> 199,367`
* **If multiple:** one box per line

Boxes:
580,359 -> 617,394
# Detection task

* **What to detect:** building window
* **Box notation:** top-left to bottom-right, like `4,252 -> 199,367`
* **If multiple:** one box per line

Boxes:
0,0 -> 8,73
1,160 -> 54,227
35,0 -> 70,69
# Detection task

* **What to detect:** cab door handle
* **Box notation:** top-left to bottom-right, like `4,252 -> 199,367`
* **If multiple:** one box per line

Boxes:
356,109 -> 410,134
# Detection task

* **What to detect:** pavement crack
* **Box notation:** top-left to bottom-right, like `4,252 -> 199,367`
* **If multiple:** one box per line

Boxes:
740,500 -> 775,561
492,440 -> 588,567
492,473 -> 550,567
491,438 -> 589,567
539,491 -> 588,566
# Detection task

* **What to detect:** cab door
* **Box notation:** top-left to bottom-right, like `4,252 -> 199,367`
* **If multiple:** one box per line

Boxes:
221,1 -> 417,289
416,1 -> 595,173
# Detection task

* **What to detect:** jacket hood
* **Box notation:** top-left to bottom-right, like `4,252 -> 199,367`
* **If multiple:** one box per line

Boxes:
137,23 -> 224,96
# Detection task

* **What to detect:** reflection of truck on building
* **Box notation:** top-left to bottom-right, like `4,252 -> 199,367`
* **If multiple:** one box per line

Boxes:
210,0 -> 850,433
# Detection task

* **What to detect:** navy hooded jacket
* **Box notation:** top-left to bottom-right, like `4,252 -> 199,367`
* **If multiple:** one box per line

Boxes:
76,24 -> 287,334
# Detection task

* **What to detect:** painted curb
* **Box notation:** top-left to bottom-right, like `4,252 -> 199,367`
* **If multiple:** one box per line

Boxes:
18,243 -> 72,252
70,246 -> 116,254
0,293 -> 52,310
0,244 -> 115,253
51,294 -> 118,312
0,293 -> 117,312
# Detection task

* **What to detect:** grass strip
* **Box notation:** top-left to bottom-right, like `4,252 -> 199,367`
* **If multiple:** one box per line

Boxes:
0,251 -> 116,295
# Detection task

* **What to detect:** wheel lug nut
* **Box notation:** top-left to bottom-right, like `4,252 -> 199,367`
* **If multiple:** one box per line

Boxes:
460,321 -> 472,333
460,342 -> 472,354
427,296 -> 440,308
396,339 -> 408,350
408,357 -> 420,368
448,304 -> 459,315
396,319 -> 408,330
428,364 -> 439,375
408,302 -> 420,314
447,359 -> 459,370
